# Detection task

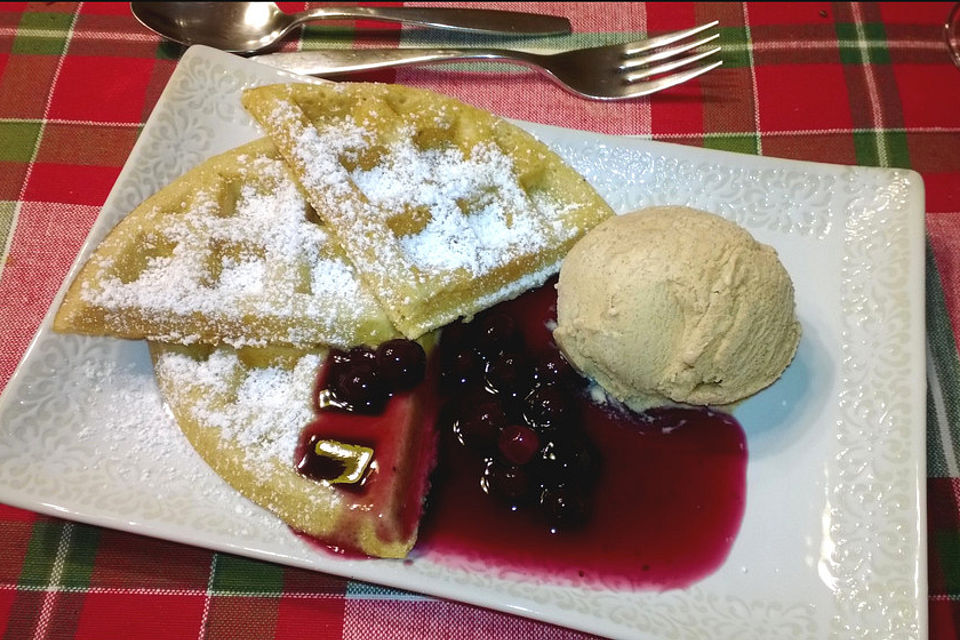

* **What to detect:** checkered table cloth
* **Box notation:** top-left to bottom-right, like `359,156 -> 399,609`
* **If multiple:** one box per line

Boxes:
1,2 -> 958,638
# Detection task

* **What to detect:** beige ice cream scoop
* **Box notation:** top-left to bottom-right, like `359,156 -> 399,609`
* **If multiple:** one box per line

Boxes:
553,205 -> 801,410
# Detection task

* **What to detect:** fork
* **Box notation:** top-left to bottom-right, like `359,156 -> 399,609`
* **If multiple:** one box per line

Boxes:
254,22 -> 722,100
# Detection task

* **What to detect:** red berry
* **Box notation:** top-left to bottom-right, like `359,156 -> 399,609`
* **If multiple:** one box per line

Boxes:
498,424 -> 540,465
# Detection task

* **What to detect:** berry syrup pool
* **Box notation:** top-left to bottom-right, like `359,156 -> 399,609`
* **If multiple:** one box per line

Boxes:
414,280 -> 748,591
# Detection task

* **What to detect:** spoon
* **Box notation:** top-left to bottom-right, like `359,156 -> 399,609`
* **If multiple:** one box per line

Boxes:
130,2 -> 573,54
947,2 -> 960,70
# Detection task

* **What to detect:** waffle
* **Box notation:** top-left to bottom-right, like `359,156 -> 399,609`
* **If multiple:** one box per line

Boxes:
242,83 -> 614,338
150,341 -> 438,558
54,138 -> 397,348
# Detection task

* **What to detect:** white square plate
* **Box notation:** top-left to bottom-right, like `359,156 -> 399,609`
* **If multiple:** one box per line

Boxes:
0,46 -> 926,639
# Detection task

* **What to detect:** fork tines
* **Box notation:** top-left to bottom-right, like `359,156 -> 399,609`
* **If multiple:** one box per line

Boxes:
622,20 -> 722,89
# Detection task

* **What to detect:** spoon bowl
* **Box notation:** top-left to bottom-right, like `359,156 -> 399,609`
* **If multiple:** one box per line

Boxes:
130,2 -> 572,54
947,2 -> 960,70
132,2 -> 307,53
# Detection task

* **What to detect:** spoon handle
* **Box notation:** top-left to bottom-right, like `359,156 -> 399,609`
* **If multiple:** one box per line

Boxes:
293,7 -> 571,36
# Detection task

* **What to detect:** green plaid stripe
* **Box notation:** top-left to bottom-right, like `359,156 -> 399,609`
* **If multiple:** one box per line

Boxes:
156,41 -> 186,60
852,129 -> 910,168
16,521 -> 67,587
0,201 -> 15,264
702,133 -> 759,155
717,25 -> 751,68
835,21 -> 891,65
210,554 -> 285,595
11,11 -> 73,56
928,243 -> 960,478
0,122 -> 43,162
835,7 -> 904,165
300,25 -> 361,49
16,521 -> 99,589
935,531 -> 960,593
3,521 -> 99,639
929,382 -> 952,478
832,8 -> 909,169
0,4 -> 79,275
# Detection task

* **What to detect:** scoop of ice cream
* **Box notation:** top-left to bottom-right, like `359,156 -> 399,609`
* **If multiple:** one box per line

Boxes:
553,206 -> 801,410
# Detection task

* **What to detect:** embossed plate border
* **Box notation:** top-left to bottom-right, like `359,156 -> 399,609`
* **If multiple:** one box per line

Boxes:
0,47 -> 927,640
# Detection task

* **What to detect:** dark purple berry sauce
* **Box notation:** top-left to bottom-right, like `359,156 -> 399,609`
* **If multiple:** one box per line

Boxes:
414,278 -> 749,590
315,340 -> 427,416
297,339 -> 428,485
376,338 -> 427,390
298,277 -> 748,590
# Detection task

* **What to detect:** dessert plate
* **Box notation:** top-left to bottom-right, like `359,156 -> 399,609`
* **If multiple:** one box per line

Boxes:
0,46 -> 926,639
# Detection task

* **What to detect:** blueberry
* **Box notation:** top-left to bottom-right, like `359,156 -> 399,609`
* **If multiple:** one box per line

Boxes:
476,313 -> 522,356
535,437 -> 600,488
539,486 -> 588,530
332,362 -> 388,413
439,348 -> 485,392
430,303 -> 602,534
532,351 -> 577,387
453,396 -> 507,452
482,459 -> 533,505
376,339 -> 426,390
325,348 -> 352,383
347,345 -> 377,366
439,320 -> 471,350
485,352 -> 531,400
524,385 -> 574,431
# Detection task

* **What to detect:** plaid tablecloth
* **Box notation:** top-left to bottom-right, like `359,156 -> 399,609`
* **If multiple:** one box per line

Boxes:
0,2 -> 958,638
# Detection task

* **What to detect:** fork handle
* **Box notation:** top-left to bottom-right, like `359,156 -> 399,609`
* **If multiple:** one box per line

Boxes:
293,7 -> 571,36
253,48 -> 546,76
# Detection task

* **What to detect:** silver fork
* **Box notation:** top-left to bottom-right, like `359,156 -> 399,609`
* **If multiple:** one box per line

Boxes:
254,22 -> 722,100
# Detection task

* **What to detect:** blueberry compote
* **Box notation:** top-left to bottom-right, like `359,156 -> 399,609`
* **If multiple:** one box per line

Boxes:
435,306 -> 599,532
417,278 -> 748,590
297,278 -> 747,589
295,338 -> 436,554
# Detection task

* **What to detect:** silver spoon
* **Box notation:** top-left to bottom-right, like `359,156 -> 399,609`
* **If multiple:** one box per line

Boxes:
130,2 -> 572,54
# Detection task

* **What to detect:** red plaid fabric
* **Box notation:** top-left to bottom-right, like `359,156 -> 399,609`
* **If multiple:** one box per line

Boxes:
1,2 -> 959,638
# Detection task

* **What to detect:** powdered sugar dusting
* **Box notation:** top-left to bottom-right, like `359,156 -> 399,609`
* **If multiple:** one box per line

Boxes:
75,358 -> 196,472
267,102 -> 370,203
71,355 -> 270,524
353,140 -> 548,276
19,347 -> 294,540
279,108 -> 564,279
83,153 -> 381,347
154,348 -> 322,473
246,85 -> 611,337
